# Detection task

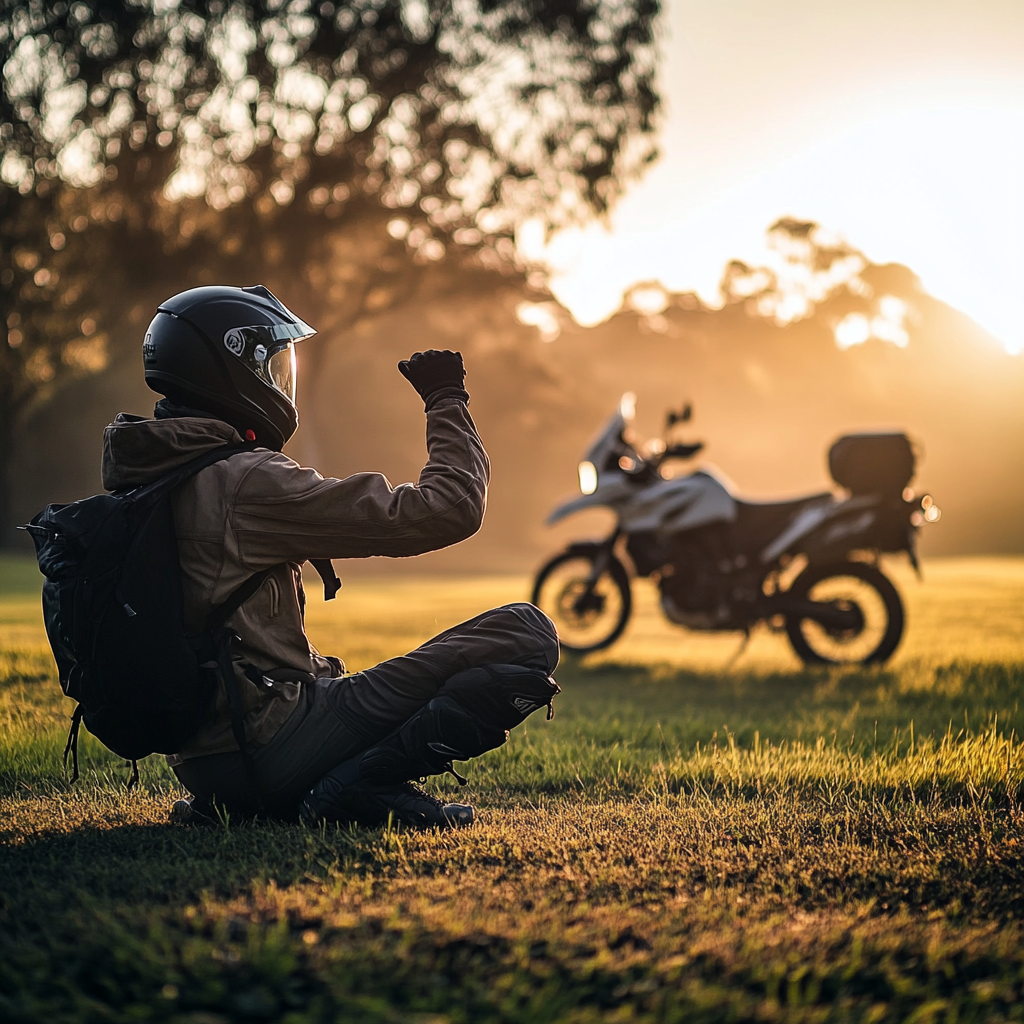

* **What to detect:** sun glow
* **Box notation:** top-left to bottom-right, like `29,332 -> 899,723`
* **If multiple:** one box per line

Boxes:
531,0 -> 1024,356
539,104 -> 1024,355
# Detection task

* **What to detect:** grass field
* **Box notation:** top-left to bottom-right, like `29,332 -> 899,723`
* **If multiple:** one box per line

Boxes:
2,553 -> 1024,1022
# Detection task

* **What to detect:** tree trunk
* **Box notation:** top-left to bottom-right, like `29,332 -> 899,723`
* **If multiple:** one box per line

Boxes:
0,390 -> 19,550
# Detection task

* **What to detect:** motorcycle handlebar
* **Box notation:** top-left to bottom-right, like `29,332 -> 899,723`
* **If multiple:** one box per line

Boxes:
662,442 -> 704,460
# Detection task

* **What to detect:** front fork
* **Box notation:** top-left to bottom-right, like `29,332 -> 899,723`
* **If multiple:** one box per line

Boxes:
574,529 -> 622,612
585,529 -> 621,581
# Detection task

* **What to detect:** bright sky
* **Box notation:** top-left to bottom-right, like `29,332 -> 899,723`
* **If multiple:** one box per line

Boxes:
534,0 -> 1024,354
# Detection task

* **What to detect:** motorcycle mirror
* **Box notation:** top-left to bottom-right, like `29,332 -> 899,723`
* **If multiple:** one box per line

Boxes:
666,403 -> 692,428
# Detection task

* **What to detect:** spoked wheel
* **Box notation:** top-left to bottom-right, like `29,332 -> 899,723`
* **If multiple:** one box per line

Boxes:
531,549 -> 632,653
785,561 -> 904,666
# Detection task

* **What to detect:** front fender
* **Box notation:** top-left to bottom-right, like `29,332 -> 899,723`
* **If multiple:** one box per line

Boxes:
546,492 -> 619,526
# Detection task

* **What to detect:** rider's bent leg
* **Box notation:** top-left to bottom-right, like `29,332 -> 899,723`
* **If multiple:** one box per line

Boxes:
300,603 -> 560,830
174,604 -> 560,826
329,602 -> 560,738
300,662 -> 559,828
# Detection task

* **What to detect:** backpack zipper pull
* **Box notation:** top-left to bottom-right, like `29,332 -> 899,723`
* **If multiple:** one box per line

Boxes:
115,585 -> 137,618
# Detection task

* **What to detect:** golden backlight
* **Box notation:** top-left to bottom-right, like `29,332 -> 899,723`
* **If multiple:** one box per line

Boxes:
534,0 -> 1024,355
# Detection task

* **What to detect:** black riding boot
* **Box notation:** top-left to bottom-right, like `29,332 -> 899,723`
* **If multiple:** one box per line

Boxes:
301,664 -> 560,829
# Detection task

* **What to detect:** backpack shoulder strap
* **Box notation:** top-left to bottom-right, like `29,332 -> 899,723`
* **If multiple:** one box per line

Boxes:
128,441 -> 261,505
199,568 -> 280,819
203,568 -> 280,819
204,566 -> 277,633
309,558 -> 342,601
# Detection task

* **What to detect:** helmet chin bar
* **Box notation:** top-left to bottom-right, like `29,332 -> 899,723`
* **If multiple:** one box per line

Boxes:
152,378 -> 294,451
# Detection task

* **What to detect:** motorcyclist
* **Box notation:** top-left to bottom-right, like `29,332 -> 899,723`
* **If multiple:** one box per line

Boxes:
102,284 -> 560,828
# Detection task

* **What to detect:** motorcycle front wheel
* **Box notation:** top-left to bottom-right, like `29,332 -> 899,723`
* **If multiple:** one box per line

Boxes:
531,549 -> 632,653
784,561 -> 905,666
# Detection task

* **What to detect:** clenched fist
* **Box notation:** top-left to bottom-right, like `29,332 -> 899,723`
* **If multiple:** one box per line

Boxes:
398,350 -> 468,410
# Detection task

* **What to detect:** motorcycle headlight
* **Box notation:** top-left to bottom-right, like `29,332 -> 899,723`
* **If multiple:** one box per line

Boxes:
578,461 -> 597,495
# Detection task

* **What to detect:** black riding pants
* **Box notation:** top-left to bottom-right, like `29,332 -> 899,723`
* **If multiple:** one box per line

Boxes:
173,602 -> 559,815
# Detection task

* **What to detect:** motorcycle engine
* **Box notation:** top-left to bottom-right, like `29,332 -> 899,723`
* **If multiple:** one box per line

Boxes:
625,531 -> 669,577
656,527 -> 757,631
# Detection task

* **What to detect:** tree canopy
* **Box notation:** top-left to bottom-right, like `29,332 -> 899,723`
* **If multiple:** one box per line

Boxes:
0,0 -> 661,540
718,218 -> 921,350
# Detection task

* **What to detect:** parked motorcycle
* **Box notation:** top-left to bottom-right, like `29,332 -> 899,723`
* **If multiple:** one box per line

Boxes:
531,394 -> 941,664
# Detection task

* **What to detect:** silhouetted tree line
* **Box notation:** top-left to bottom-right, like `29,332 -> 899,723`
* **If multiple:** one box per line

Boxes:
0,0 -> 660,543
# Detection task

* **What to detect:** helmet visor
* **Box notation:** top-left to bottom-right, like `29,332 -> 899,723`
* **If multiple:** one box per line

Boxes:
266,344 -> 296,403
223,323 -> 312,405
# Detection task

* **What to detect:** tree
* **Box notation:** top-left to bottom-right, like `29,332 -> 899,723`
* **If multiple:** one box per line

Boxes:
0,0 -> 660,542
718,217 -> 921,349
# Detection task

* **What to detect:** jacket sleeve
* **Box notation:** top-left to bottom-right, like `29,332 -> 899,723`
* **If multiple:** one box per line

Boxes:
228,398 -> 490,566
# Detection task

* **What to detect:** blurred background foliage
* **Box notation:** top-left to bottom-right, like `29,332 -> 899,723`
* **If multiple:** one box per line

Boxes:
1,0 -> 1022,566
0,0 -> 659,538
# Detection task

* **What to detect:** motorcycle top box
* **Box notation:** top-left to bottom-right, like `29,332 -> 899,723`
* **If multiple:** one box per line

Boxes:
531,395 -> 941,664
829,433 -> 916,497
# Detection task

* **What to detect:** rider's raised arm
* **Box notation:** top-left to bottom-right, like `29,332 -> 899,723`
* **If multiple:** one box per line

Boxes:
228,396 -> 489,565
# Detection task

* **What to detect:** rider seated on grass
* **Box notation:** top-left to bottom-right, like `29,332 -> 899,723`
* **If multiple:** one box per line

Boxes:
103,284 -> 560,828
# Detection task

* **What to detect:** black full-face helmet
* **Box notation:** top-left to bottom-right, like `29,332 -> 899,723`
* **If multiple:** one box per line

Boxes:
142,285 -> 316,449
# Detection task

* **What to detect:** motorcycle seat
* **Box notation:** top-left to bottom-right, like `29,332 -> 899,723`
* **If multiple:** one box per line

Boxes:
732,493 -> 833,556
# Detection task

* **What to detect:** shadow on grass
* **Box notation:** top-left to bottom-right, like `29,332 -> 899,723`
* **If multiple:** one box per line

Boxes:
6,789 -> 1024,920
0,817 -> 354,910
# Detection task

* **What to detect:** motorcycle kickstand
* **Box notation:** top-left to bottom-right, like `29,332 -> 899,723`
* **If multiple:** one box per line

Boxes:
725,627 -> 752,669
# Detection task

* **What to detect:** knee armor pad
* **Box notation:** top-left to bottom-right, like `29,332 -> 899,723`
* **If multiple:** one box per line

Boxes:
359,693 -> 509,787
441,663 -> 561,730
354,664 -> 560,788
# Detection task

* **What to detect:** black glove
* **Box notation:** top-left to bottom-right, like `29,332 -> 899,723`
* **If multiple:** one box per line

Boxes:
398,350 -> 469,411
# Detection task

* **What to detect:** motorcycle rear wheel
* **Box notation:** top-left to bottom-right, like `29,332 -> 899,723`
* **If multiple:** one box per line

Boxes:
784,561 -> 904,666
531,550 -> 632,653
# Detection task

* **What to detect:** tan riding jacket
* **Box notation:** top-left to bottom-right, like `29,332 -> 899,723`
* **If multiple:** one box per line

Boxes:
100,398 -> 489,765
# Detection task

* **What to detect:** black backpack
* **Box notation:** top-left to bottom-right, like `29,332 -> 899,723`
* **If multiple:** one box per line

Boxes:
23,443 -> 341,787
